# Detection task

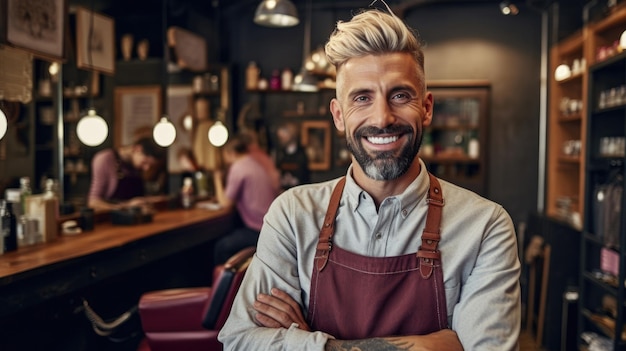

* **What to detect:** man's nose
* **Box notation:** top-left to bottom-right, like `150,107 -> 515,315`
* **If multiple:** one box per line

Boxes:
370,99 -> 396,128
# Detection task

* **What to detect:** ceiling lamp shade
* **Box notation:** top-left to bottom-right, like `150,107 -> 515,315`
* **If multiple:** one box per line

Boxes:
208,121 -> 229,147
293,69 -> 319,92
254,0 -> 299,28
76,108 -> 108,146
153,116 -> 177,147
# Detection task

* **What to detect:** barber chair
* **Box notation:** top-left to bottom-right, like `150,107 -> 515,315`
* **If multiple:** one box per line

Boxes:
137,246 -> 256,351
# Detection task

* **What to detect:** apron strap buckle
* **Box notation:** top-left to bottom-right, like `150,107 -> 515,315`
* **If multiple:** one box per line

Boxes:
416,248 -> 440,279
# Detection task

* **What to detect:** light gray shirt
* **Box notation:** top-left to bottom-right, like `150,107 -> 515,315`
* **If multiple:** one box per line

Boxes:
219,160 -> 521,350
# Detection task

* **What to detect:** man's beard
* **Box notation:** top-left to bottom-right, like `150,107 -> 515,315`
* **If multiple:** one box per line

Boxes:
346,124 -> 422,180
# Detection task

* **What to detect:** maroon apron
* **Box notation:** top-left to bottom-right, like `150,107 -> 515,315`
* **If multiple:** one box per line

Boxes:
110,152 -> 145,201
307,173 -> 448,339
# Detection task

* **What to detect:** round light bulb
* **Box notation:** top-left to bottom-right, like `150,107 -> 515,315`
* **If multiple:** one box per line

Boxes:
0,107 -> 7,141
153,116 -> 176,147
208,121 -> 228,147
76,108 -> 108,146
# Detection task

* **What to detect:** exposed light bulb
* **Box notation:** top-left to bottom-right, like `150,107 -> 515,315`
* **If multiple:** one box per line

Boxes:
153,116 -> 176,147
182,114 -> 194,131
208,121 -> 229,147
76,108 -> 108,146
0,107 -> 7,140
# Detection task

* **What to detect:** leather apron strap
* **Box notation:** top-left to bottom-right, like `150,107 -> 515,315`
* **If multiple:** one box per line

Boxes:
314,177 -> 346,271
416,173 -> 444,279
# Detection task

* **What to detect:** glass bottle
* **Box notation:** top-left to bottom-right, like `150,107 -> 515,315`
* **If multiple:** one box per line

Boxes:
181,177 -> 195,209
246,61 -> 260,91
281,68 -> 293,91
270,69 -> 281,91
19,176 -> 32,215
2,200 -> 17,252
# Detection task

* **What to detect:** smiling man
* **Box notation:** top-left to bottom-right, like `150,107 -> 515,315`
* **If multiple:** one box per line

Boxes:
219,8 -> 521,351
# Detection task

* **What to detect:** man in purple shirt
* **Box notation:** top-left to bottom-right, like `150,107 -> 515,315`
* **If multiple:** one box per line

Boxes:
213,133 -> 280,265
88,137 -> 166,211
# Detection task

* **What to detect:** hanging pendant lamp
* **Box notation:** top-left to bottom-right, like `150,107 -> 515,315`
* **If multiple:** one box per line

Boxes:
254,0 -> 299,28
77,108 -> 108,146
153,116 -> 177,147
0,107 -> 7,141
292,0 -> 318,92
152,0 -> 176,148
76,6 -> 108,147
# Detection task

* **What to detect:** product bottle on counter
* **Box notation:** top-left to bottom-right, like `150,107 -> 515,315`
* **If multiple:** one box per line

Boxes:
2,200 -> 18,252
19,176 -> 32,215
181,177 -> 195,209
42,179 -> 59,241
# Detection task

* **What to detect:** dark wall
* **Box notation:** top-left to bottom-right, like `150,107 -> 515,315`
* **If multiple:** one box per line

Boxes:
223,2 -> 542,225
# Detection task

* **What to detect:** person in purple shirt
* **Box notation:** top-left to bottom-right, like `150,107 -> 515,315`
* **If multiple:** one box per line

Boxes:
213,133 -> 280,265
88,137 -> 166,211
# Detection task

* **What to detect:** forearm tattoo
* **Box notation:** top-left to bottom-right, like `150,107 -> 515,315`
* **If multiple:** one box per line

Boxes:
325,338 -> 413,351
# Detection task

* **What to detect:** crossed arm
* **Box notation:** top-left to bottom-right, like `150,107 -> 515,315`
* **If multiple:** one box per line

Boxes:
253,288 -> 464,351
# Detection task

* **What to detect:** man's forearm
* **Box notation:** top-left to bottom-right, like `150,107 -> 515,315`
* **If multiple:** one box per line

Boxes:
325,330 -> 463,351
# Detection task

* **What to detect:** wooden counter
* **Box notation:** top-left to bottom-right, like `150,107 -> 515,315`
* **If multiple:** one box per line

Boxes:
0,207 -> 234,319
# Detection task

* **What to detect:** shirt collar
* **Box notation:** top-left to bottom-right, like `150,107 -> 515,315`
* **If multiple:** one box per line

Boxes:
343,159 -> 431,217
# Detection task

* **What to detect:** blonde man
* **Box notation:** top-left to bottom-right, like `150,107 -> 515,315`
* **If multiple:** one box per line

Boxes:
219,8 -> 520,351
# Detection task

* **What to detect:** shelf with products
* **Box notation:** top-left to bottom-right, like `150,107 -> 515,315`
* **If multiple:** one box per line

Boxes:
547,29 -> 587,227
578,16 -> 626,348
32,59 -> 59,193
419,81 -> 489,197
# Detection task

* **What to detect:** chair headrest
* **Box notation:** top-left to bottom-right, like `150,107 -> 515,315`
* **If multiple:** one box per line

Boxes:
224,246 -> 256,272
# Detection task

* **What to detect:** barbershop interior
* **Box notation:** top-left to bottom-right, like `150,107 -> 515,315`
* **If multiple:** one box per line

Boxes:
1,0 -> 626,350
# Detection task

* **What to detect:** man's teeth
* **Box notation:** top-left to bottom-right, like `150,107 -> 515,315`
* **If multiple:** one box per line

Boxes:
367,135 -> 399,144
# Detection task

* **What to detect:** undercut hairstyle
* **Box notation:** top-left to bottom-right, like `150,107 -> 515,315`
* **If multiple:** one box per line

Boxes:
324,9 -> 425,90
135,137 -> 166,159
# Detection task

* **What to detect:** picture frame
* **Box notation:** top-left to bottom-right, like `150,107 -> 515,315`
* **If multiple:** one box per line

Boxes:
5,0 -> 66,60
301,120 -> 331,171
75,7 -> 115,74
114,86 -> 162,147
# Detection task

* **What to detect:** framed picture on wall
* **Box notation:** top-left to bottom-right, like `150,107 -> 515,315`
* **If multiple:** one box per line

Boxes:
301,120 -> 331,171
5,0 -> 66,60
114,85 -> 162,147
75,7 -> 115,74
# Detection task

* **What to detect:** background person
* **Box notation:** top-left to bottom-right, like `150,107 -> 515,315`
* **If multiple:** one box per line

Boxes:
274,122 -> 310,190
219,7 -> 520,351
88,137 -> 166,211
212,133 -> 280,265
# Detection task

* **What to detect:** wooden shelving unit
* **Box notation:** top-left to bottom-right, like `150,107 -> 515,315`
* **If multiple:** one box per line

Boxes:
547,29 -> 587,228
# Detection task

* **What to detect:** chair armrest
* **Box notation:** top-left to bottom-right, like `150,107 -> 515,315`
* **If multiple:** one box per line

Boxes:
139,287 -> 211,332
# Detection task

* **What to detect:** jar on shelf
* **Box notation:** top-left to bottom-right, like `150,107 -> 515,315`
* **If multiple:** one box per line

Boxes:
246,61 -> 260,90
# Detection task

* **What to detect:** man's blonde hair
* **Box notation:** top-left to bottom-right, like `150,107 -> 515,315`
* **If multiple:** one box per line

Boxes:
325,9 -> 425,89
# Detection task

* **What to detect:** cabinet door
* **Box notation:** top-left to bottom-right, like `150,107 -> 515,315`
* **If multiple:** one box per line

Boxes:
422,82 -> 489,196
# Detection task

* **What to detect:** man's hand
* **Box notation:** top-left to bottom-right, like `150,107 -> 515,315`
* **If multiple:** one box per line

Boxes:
253,288 -> 311,331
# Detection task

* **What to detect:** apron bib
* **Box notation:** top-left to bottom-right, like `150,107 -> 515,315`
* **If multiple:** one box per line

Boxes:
307,173 -> 448,339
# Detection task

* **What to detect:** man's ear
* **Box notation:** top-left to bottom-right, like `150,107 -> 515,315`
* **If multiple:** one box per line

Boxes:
422,91 -> 434,127
330,98 -> 345,133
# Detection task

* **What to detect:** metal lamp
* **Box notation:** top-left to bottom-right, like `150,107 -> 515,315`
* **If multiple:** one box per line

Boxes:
254,0 -> 299,28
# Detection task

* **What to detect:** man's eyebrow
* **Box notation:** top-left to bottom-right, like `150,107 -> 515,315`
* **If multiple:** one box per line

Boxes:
347,88 -> 373,99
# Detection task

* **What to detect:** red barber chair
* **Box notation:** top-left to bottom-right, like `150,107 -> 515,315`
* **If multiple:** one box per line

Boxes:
137,247 -> 256,351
